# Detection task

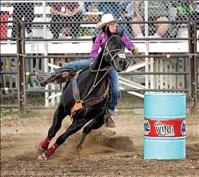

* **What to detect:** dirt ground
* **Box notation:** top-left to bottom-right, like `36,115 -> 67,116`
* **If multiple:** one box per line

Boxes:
1,110 -> 199,177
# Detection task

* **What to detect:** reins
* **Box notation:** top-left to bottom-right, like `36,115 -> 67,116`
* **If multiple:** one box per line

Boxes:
70,35 -> 124,118
86,35 -> 125,97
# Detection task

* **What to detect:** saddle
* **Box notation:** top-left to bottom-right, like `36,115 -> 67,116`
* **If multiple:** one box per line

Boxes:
70,73 -> 114,127
70,70 -> 110,116
36,69 -> 115,127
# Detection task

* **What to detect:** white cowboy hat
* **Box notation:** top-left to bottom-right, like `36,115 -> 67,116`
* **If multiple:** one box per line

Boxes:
96,13 -> 117,29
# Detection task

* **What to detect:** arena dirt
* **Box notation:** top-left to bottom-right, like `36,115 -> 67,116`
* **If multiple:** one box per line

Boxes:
1,110 -> 199,177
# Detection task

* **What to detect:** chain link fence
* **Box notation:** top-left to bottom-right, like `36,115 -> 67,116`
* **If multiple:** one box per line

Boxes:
1,1 -> 199,110
0,0 -> 199,40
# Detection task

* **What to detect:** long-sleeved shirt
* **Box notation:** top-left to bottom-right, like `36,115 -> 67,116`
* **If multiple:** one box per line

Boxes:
90,31 -> 135,59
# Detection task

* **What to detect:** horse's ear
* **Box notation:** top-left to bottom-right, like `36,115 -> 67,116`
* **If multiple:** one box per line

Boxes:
92,36 -> 97,43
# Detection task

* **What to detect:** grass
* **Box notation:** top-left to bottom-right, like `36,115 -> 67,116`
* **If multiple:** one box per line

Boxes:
0,108 -> 41,119
19,110 -> 41,118
0,108 -> 18,118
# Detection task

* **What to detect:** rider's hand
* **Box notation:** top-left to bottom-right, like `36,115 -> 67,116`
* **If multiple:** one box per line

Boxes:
132,47 -> 139,54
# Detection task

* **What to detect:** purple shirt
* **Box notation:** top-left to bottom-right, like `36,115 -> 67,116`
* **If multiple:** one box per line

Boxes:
90,31 -> 135,59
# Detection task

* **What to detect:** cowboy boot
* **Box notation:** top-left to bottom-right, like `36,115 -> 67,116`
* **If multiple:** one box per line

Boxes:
36,72 -> 57,87
55,71 -> 71,84
40,72 -> 57,86
35,71 -> 45,81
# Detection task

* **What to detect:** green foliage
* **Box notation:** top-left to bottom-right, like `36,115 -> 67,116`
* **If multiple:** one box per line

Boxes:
0,108 -> 41,119
19,110 -> 41,118
0,108 -> 18,118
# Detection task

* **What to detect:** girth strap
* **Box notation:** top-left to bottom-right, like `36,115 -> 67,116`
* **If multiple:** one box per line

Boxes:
70,70 -> 83,118
84,96 -> 105,107
72,70 -> 81,102
84,82 -> 110,107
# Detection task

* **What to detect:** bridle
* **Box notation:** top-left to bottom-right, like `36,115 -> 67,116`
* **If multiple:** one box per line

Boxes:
90,35 -> 129,72
85,35 -> 128,100
103,35 -> 130,71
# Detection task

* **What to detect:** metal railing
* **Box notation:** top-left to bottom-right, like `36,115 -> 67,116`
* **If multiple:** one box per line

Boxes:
0,20 -> 199,113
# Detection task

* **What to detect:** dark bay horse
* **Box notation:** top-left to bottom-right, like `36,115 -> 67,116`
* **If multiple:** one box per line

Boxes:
38,35 -> 130,160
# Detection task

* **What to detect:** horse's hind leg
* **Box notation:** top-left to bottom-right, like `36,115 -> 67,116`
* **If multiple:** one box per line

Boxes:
76,115 -> 104,151
38,103 -> 69,152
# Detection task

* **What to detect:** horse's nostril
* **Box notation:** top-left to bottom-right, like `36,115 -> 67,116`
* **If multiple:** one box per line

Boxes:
119,60 -> 123,65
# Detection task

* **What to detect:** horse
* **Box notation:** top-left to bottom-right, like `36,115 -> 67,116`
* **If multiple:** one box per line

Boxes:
37,35 -> 130,160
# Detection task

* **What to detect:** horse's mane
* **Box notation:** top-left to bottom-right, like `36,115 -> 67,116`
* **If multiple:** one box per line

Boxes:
90,34 -> 124,71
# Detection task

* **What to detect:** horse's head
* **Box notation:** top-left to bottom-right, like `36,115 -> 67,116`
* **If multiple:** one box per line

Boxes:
103,35 -> 130,72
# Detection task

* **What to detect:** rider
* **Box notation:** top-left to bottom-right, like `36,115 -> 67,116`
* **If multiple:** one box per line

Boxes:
37,13 -> 138,127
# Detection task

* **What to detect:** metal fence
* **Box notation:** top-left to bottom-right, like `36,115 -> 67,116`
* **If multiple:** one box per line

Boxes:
1,20 -> 198,112
1,0 -> 199,39
0,0 -> 199,113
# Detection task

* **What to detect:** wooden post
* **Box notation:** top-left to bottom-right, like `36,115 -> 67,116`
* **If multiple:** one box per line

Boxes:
188,21 -> 197,113
16,21 -> 25,113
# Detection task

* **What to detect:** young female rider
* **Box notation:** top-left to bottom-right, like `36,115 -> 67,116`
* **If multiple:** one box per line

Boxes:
37,13 -> 138,127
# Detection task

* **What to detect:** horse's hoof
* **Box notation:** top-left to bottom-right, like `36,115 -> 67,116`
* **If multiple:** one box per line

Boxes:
37,153 -> 48,160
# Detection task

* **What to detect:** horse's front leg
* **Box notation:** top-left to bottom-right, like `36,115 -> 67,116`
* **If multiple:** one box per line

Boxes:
38,103 -> 69,153
76,115 -> 104,151
38,114 -> 89,160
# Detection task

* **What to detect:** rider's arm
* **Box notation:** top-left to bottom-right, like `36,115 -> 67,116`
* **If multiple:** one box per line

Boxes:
121,34 -> 135,51
49,5 -> 59,16
49,3 -> 69,17
74,2 -> 84,13
134,1 -> 142,17
89,32 -> 103,59
122,34 -> 139,53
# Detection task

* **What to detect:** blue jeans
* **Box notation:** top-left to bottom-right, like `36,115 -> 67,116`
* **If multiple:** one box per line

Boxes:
56,59 -> 92,72
108,69 -> 120,112
56,59 -> 120,112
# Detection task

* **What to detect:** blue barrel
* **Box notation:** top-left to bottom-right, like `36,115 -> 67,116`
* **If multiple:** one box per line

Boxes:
144,92 -> 186,160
